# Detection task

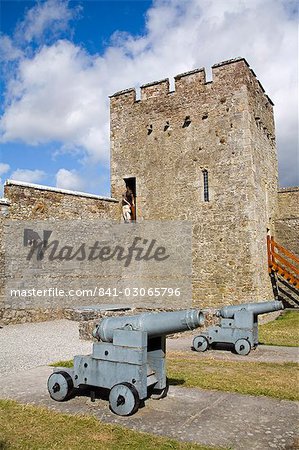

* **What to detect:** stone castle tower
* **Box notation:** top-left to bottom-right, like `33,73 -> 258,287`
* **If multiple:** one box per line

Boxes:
110,57 -> 278,307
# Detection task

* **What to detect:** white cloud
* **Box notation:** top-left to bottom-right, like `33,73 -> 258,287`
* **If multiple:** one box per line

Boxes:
10,169 -> 45,183
1,40 -> 110,163
0,0 -> 298,186
55,168 -> 84,190
0,36 -> 23,62
0,163 -> 10,175
15,0 -> 80,44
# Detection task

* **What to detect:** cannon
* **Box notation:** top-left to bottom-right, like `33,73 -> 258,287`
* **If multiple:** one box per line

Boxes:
192,300 -> 283,356
48,309 -> 204,416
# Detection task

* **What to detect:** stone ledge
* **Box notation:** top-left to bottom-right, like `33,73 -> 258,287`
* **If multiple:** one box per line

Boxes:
0,198 -> 10,205
5,179 -> 118,202
278,186 -> 299,193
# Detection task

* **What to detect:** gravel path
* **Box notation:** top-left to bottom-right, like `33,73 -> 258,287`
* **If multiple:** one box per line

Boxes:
0,320 -> 91,376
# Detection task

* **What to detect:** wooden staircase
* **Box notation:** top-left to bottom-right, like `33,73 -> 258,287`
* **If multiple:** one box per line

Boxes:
267,236 -> 299,307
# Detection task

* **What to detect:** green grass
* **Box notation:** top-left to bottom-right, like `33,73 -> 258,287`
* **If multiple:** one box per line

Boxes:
51,356 -> 298,401
0,399 -> 221,450
52,359 -> 73,368
259,311 -> 299,347
167,353 -> 298,401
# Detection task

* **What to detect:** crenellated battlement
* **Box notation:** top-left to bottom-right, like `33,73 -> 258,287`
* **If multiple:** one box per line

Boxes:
174,67 -> 206,92
110,57 -> 273,107
140,78 -> 169,100
211,57 -> 249,83
211,56 -> 250,69
109,87 -> 136,105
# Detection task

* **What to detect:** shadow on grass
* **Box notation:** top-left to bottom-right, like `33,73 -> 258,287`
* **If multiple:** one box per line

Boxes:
168,378 -> 185,386
0,440 -> 9,450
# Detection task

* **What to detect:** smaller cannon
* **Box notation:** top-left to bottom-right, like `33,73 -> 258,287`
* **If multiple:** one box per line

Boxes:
193,300 -> 283,356
48,309 -> 204,416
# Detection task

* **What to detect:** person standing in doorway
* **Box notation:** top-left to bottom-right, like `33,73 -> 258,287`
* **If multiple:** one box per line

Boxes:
122,186 -> 135,222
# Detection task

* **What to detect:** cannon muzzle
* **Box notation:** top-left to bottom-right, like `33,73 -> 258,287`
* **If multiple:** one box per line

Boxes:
93,309 -> 204,342
218,300 -> 284,319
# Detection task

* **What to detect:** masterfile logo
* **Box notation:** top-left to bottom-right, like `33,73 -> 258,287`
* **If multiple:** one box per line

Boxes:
4,220 -> 192,309
24,228 -> 170,267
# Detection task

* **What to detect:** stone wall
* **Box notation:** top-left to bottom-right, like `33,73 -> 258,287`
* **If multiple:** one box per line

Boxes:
0,180 -> 119,324
245,62 -> 278,301
110,57 -> 277,308
3,180 -> 119,220
275,187 -> 299,256
0,199 -> 10,315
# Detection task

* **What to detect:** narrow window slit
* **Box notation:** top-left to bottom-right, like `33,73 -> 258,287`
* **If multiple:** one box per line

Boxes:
202,169 -> 209,202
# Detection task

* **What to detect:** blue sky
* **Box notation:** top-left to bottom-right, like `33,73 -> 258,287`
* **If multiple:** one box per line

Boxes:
0,0 -> 298,196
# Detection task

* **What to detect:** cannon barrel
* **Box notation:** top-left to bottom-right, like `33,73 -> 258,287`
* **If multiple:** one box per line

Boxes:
93,309 -> 204,342
218,300 -> 284,319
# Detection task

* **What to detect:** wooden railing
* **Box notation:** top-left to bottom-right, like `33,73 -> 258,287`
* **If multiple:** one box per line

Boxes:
267,236 -> 299,288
